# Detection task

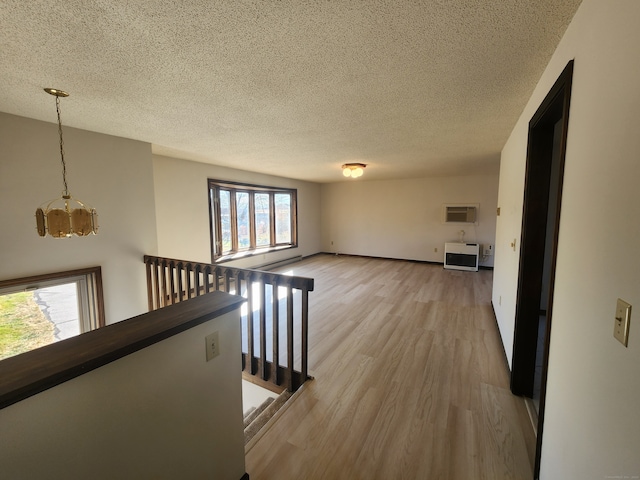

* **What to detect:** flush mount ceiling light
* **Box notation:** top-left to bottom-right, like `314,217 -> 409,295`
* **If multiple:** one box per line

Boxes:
35,88 -> 98,238
342,163 -> 366,178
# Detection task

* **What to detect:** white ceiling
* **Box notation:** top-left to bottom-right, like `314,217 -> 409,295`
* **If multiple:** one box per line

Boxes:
0,1 -> 582,183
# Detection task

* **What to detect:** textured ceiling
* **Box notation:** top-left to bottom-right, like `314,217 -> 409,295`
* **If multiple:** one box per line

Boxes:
0,1 -> 582,183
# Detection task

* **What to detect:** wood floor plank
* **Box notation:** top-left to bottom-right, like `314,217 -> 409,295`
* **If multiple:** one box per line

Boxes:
245,255 -> 535,479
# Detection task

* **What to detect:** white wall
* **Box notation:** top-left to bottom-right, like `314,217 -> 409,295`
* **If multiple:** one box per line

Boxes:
0,113 -> 158,324
492,1 -> 640,478
153,154 -> 322,269
320,173 -> 499,266
0,309 -> 245,480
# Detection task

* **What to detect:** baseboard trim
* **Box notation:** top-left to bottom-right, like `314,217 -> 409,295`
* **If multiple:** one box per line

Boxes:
491,300 -> 537,466
317,251 -> 494,270
319,251 -> 443,266
490,301 -> 511,375
301,252 -> 327,261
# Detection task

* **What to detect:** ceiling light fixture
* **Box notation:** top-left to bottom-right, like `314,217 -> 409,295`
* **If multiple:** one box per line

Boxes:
35,88 -> 98,238
342,163 -> 366,178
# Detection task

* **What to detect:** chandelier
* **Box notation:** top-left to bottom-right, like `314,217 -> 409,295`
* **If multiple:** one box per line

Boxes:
35,88 -> 98,238
342,163 -> 366,178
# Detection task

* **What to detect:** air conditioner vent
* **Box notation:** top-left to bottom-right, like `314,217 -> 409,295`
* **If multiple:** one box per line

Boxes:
443,204 -> 479,225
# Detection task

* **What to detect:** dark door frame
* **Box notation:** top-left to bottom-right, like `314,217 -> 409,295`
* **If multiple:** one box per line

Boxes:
510,60 -> 574,478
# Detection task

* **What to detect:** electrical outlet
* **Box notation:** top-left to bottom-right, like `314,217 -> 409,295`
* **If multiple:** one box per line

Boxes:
614,299 -> 631,347
434,247 -> 438,253
205,331 -> 220,361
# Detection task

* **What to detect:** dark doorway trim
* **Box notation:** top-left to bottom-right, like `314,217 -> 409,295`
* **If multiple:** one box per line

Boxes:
510,60 -> 574,479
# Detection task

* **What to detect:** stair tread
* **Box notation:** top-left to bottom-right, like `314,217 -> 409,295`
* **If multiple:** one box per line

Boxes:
243,396 -> 275,427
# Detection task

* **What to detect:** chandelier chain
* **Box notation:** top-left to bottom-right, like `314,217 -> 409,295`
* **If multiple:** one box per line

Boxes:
55,95 -> 69,197
36,88 -> 98,237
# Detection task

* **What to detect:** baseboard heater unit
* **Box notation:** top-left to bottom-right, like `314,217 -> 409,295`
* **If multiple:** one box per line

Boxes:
444,243 -> 479,272
254,255 -> 302,271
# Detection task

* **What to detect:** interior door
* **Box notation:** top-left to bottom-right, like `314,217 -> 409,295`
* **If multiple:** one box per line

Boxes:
510,60 -> 574,479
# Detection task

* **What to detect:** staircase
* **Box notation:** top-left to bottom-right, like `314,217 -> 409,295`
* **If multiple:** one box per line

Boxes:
243,389 -> 292,446
143,255 -> 314,393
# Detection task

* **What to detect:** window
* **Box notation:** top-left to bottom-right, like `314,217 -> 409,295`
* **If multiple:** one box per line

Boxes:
209,180 -> 297,261
0,267 -> 105,360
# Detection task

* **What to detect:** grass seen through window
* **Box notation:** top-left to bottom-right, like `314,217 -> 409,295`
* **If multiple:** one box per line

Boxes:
0,292 -> 54,360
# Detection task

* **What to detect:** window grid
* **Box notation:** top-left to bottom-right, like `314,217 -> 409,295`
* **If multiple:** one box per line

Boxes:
209,180 -> 297,261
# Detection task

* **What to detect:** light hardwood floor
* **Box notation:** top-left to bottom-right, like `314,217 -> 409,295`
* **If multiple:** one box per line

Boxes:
245,254 -> 535,480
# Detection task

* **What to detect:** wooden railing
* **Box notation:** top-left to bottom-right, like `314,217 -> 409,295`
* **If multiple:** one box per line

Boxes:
143,255 -> 314,392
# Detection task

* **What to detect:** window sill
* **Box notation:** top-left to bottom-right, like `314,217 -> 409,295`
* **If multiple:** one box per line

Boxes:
214,245 -> 297,264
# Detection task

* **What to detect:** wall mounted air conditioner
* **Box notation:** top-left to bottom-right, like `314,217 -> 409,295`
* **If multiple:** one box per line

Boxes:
443,204 -> 479,225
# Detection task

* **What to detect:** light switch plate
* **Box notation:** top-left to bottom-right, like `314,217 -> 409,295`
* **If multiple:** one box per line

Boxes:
614,299 -> 631,347
205,331 -> 220,361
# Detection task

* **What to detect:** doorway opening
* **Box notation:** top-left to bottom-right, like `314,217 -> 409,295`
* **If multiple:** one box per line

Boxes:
510,60 -> 574,479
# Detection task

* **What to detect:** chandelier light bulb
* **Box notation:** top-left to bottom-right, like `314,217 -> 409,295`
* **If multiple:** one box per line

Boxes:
342,163 -> 366,179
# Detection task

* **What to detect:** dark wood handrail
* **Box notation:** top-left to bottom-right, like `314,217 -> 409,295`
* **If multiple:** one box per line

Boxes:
0,291 -> 244,410
143,255 -> 314,392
